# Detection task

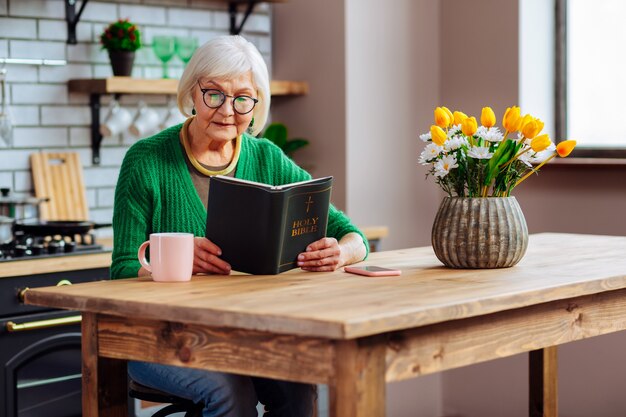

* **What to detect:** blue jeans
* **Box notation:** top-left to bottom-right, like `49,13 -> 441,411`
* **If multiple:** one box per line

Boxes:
128,361 -> 316,417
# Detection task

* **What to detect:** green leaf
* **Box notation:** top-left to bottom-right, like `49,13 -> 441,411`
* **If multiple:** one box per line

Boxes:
263,123 -> 288,148
283,139 -> 309,156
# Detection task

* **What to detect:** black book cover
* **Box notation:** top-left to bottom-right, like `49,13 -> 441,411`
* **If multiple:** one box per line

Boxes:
206,175 -> 333,275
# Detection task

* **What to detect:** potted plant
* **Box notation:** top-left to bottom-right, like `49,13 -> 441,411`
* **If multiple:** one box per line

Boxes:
418,106 -> 577,268
260,122 -> 309,158
99,18 -> 142,77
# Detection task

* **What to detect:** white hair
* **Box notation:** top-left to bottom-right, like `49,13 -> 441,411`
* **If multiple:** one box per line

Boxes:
177,35 -> 270,136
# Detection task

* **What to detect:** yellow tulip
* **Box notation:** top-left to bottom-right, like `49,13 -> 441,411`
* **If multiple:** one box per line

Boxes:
521,118 -> 543,139
441,106 -> 454,127
430,125 -> 447,146
453,111 -> 468,125
480,107 -> 496,128
434,107 -> 451,128
502,106 -> 522,132
556,140 -> 577,157
530,134 -> 552,152
461,116 -> 478,137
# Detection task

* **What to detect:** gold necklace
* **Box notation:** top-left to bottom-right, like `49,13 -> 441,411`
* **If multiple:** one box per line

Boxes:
180,116 -> 241,176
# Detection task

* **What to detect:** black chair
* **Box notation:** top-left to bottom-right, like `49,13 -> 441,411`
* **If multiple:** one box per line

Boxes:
128,379 -> 204,417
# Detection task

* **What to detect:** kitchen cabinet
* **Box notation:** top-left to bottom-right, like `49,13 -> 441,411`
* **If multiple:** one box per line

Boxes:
68,77 -> 309,165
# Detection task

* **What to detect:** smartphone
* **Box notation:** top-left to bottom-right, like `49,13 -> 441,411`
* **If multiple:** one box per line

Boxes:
344,266 -> 402,277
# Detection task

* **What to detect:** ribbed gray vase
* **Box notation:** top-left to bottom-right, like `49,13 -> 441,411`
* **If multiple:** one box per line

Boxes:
431,197 -> 528,268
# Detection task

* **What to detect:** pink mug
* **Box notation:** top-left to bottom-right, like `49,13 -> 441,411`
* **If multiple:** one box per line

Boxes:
137,233 -> 194,282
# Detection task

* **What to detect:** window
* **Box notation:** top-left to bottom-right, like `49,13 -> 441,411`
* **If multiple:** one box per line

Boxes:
557,0 -> 626,157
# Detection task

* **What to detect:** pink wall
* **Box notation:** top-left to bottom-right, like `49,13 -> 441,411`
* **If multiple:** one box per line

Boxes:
273,0 -> 626,415
272,0 -> 348,210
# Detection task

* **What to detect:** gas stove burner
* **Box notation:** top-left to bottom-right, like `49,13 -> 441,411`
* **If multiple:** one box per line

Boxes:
0,233 -> 107,261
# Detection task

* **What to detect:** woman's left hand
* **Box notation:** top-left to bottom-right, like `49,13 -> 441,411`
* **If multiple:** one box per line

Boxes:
297,237 -> 343,272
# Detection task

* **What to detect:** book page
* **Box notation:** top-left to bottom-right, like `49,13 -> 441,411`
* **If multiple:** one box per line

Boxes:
213,175 -> 332,191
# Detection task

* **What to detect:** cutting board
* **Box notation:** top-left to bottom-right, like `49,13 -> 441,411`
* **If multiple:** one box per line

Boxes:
30,152 -> 89,221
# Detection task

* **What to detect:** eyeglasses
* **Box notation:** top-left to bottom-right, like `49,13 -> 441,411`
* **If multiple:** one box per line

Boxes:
197,81 -> 258,115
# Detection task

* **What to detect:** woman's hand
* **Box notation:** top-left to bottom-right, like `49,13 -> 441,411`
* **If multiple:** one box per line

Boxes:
297,233 -> 367,272
297,237 -> 342,272
193,237 -> 231,275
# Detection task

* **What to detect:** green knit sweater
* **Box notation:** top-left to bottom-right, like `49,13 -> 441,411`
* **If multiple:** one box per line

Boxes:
111,124 -> 368,279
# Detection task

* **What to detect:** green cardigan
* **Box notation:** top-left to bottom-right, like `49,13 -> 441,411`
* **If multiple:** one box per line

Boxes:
111,124 -> 368,279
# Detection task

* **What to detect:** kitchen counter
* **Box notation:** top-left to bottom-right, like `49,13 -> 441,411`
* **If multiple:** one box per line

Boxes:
0,251 -> 112,279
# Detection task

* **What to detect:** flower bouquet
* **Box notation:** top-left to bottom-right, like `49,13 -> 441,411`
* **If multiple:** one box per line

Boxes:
420,106 -> 576,269
418,106 -> 576,197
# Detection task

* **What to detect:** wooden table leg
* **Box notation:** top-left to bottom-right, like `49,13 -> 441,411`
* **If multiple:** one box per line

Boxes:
82,312 -> 128,417
329,337 -> 386,417
529,346 -> 558,417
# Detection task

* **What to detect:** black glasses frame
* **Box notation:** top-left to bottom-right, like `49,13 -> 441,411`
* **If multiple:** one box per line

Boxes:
197,81 -> 258,115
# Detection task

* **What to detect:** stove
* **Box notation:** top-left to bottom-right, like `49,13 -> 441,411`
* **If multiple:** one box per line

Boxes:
0,232 -> 111,417
0,232 -> 105,261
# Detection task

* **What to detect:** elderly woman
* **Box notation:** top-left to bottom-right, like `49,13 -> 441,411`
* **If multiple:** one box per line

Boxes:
111,35 -> 367,416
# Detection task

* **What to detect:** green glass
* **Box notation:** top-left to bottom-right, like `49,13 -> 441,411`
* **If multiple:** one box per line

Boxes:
175,37 -> 198,65
152,36 -> 176,79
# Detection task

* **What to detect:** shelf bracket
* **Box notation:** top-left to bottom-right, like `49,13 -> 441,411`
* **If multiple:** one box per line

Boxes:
89,94 -> 103,165
65,0 -> 90,45
228,0 -> 257,35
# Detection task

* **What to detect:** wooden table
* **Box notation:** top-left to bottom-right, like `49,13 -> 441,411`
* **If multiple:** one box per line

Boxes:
24,233 -> 626,417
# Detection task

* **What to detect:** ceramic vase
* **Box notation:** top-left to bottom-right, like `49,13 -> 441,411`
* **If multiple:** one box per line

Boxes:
431,197 -> 528,268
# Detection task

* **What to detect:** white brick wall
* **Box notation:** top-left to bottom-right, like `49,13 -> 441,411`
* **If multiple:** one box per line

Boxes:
81,2 -> 118,23
13,170 -> 32,192
13,127 -> 69,147
0,17 -> 38,39
39,20 -> 93,42
41,106 -> 92,126
0,149 -> 32,170
5,64 -> 38,82
9,0 -> 65,19
119,4 -> 166,25
11,106 -> 40,126
0,0 -> 272,225
39,64 -> 93,83
12,84 -> 68,104
9,40 -> 66,60
0,172 -> 12,188
0,39 -> 8,57
167,8 -> 213,29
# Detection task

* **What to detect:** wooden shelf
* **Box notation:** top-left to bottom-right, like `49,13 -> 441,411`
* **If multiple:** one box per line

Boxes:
68,77 -> 309,97
69,77 -> 308,165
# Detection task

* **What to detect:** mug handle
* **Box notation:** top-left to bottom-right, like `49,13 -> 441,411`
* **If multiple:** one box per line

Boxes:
137,241 -> 152,273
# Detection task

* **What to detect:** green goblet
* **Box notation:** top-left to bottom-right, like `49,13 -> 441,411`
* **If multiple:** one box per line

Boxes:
152,36 -> 176,79
175,37 -> 199,65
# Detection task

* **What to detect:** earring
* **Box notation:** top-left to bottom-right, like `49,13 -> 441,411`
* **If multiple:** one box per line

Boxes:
192,107 -> 196,116
247,117 -> 255,135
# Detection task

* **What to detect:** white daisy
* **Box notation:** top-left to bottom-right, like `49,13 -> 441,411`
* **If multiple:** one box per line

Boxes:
483,127 -> 504,142
444,135 -> 469,152
419,132 -> 431,142
418,143 -> 444,165
467,146 -> 494,159
448,125 -> 461,136
518,151 -> 533,167
434,155 -> 458,178
529,145 -> 556,163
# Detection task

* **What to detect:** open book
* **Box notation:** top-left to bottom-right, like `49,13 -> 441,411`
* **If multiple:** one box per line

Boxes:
206,175 -> 333,274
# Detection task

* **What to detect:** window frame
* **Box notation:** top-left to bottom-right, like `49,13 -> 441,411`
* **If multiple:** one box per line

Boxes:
555,0 -> 626,158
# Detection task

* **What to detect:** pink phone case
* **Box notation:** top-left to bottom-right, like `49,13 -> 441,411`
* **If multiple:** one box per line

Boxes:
344,266 -> 402,277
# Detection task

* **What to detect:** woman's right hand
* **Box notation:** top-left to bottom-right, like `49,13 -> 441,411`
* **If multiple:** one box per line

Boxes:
193,237 -> 231,275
